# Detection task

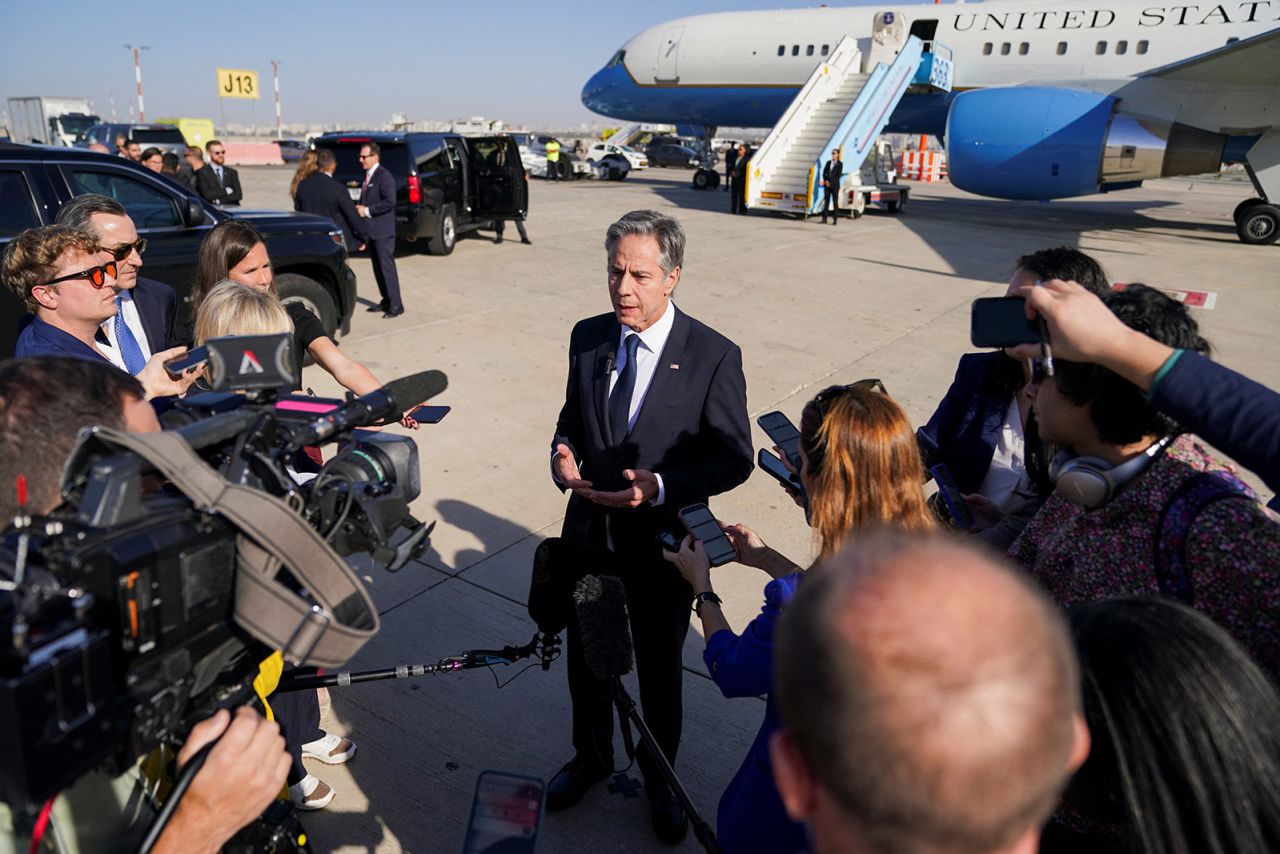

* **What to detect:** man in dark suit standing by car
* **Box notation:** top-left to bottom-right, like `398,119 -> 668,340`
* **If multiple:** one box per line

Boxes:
730,144 -> 751,215
296,149 -> 367,252
195,139 -> 243,207
820,148 -> 843,225
546,210 -> 753,845
355,142 -> 403,318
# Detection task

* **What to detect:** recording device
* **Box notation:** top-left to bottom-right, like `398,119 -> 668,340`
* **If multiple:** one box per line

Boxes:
461,770 -> 545,854
756,411 -> 802,469
970,297 -> 1041,348
0,334 -> 447,820
410,405 -> 451,424
758,448 -> 803,495
163,345 -> 209,379
678,503 -> 737,567
929,464 -> 974,531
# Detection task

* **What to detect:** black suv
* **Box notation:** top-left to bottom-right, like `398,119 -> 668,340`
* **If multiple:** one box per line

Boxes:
0,142 -> 357,357
312,132 -> 527,255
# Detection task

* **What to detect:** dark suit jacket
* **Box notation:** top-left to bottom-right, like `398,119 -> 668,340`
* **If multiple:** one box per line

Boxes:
296,172 -> 368,250
358,166 -> 397,241
14,316 -> 112,363
917,351 -> 1015,495
132,277 -> 178,352
552,307 -> 754,555
195,163 -> 243,205
822,158 -> 844,188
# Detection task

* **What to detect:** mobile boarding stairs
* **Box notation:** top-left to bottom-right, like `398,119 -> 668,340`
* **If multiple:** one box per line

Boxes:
745,27 -> 953,218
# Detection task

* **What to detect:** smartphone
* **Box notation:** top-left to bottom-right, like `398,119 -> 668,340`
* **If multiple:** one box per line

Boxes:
756,411 -> 802,470
656,529 -> 683,553
970,297 -> 1040,348
461,770 -> 544,854
757,448 -> 803,494
409,405 -> 451,424
930,464 -> 974,531
163,345 -> 209,379
677,503 -> 737,567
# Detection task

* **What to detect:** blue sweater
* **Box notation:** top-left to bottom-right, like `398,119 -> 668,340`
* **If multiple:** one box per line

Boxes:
704,572 -> 807,854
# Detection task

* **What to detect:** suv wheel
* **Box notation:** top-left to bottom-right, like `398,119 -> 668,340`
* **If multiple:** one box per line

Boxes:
277,273 -> 338,334
428,205 -> 457,256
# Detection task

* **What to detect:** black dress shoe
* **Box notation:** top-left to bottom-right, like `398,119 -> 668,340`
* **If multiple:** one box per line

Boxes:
382,306 -> 405,319
649,789 -> 688,845
495,235 -> 504,244
366,300 -> 389,313
521,238 -> 532,245
545,758 -> 610,812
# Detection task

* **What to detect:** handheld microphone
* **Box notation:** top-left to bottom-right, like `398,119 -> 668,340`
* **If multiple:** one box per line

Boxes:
573,575 -> 634,680
286,369 -> 448,451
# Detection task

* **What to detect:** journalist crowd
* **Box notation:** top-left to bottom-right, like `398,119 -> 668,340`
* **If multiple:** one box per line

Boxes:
1,199 -> 1278,854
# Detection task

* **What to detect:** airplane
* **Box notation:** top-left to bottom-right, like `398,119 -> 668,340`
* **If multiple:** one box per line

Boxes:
581,0 -> 1280,244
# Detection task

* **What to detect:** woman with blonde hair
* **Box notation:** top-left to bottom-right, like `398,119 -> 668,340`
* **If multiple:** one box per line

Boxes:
289,149 -> 319,203
194,280 -> 293,345
666,380 -> 934,852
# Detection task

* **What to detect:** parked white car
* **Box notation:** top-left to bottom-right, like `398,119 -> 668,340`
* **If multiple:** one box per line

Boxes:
586,142 -> 649,170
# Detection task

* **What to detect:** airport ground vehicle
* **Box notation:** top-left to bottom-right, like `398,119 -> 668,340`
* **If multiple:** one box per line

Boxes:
6,97 -> 98,146
277,139 -> 308,162
585,142 -> 648,170
79,123 -> 188,158
152,117 -> 216,148
312,131 -> 527,256
0,143 -> 357,356
645,142 -> 699,168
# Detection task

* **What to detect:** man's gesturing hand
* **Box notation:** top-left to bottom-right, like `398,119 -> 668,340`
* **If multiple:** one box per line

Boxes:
589,468 -> 659,508
554,443 -> 594,498
154,706 -> 290,854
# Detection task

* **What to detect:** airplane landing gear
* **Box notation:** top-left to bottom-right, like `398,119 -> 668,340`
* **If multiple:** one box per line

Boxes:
692,168 -> 720,190
1237,203 -> 1280,245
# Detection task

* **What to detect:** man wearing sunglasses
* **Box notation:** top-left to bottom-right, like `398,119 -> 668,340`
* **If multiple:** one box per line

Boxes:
194,139 -> 243,207
54,194 -> 179,371
4,225 -> 196,400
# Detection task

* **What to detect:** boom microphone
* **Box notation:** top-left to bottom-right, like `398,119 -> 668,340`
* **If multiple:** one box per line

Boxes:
286,369 -> 448,451
528,537 -> 596,636
573,575 -> 634,680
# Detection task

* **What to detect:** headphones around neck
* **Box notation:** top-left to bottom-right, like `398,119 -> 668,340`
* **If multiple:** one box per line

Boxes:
1049,435 -> 1175,509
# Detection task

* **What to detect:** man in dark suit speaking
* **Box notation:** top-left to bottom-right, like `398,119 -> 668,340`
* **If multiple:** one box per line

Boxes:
355,142 -> 403,319
295,149 -> 367,252
547,210 -> 753,844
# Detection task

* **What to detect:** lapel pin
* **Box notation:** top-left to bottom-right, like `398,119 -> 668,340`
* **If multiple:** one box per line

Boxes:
670,363 -> 680,370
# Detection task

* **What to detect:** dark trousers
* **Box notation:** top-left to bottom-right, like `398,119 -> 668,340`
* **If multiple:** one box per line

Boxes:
821,186 -> 838,222
546,158 -> 558,180
567,556 -> 693,795
729,180 -> 745,215
723,160 -> 735,190
369,236 -> 402,311
273,666 -> 323,785
495,219 -> 528,242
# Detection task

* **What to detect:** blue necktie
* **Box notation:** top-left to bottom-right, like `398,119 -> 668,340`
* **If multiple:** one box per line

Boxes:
114,296 -> 147,375
608,334 -> 641,444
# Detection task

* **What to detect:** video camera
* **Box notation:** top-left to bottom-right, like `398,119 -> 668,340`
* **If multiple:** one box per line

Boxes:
0,334 -> 447,815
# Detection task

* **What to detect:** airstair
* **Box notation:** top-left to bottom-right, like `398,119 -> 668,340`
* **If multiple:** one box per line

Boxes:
607,122 -> 672,147
745,25 -> 953,214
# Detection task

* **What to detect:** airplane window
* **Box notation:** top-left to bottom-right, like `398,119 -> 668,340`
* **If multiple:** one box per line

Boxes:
1136,40 -> 1149,54
806,45 -> 814,56
778,45 -> 785,57
1096,41 -> 1107,55
792,45 -> 799,56
1116,40 -> 1128,54
1019,42 -> 1029,55
1000,42 -> 1011,55
606,50 -> 625,69
982,42 -> 993,56
821,44 -> 829,55
1057,42 -> 1068,55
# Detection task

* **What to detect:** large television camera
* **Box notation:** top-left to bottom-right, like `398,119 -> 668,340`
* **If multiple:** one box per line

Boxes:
0,334 -> 447,816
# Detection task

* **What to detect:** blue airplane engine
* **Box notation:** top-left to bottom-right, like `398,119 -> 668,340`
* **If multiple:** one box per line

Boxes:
945,87 -> 1117,201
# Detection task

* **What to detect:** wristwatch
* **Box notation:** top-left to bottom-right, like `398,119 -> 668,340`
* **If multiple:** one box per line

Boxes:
692,590 -> 723,617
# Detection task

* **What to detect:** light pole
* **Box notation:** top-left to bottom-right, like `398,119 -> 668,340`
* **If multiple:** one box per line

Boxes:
271,60 -> 282,140
123,44 -> 150,123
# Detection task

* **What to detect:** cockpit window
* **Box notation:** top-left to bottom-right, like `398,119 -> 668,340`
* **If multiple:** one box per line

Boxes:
607,50 -> 626,69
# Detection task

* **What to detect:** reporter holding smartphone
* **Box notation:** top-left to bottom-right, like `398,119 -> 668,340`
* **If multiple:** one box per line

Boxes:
664,381 -> 934,854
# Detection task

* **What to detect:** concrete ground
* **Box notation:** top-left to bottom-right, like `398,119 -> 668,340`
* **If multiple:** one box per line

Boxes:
236,165 -> 1277,852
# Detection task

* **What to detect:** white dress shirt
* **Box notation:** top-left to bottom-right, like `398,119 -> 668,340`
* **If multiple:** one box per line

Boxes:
607,300 -> 677,504
97,289 -> 153,371
977,397 -> 1029,511
360,164 -> 379,217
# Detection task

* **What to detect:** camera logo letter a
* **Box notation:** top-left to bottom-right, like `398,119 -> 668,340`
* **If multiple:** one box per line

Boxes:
239,349 -> 265,375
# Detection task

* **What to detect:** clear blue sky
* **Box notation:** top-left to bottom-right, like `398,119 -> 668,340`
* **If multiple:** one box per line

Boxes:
1,0 -> 882,130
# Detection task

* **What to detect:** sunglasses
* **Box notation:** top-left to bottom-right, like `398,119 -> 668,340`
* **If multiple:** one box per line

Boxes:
358,154 -> 373,159
210,150 -> 225,157
44,260 -> 117,289
102,238 -> 147,261
812,378 -> 888,415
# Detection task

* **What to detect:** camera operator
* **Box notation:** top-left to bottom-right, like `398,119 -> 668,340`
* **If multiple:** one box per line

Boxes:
0,357 -> 290,853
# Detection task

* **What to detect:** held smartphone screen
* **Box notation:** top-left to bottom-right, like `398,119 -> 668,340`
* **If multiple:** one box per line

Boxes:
678,503 -> 737,566
930,464 -> 974,531
409,405 -> 451,424
163,345 -> 209,379
970,297 -> 1041,348
757,448 -> 803,494
461,770 -> 544,854
757,411 -> 802,469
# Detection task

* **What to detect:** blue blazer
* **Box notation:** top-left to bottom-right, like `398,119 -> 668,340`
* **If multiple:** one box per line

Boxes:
13,277 -> 177,358
917,351 -> 1016,494
358,166 -> 397,241
14,316 -> 112,363
704,572 -> 807,854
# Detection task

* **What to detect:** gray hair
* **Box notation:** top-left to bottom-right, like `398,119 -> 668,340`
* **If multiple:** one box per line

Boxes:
55,194 -> 129,233
605,210 -> 685,275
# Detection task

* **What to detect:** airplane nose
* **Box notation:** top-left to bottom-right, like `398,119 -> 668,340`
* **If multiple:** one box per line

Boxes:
581,66 -> 613,112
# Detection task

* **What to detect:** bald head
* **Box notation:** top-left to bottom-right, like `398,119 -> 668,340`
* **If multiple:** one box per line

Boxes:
773,533 -> 1084,854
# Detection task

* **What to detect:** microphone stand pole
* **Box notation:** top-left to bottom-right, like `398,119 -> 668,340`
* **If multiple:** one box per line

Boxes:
611,677 -> 721,854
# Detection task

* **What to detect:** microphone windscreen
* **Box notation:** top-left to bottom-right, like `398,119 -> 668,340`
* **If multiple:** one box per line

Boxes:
573,575 -> 634,680
527,538 -> 576,636
385,370 -> 449,410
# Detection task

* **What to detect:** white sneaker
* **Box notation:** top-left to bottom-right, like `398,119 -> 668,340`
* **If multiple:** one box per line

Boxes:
288,774 -> 335,810
302,731 -> 357,765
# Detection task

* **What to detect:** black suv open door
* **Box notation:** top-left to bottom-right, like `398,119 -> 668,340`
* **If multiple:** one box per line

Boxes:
466,137 -> 527,221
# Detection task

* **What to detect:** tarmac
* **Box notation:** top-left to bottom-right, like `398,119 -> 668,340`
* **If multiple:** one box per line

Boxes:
234,164 -> 1278,853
